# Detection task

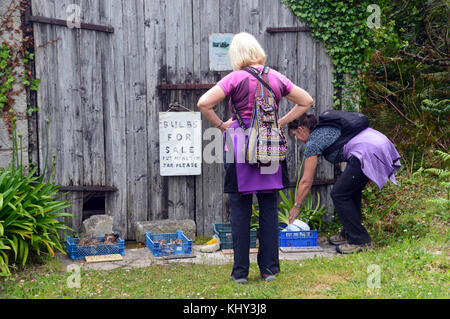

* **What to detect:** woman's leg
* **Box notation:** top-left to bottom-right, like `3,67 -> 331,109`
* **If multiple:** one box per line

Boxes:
336,186 -> 363,240
330,156 -> 371,245
229,192 -> 253,279
256,191 -> 280,276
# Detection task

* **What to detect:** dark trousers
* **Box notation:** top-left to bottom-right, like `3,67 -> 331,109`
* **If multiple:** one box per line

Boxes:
331,156 -> 371,245
229,191 -> 280,278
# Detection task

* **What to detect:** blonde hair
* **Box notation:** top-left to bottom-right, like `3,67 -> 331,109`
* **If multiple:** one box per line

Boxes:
228,32 -> 266,71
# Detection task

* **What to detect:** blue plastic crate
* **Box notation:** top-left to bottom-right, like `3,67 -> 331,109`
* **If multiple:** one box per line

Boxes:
279,227 -> 318,247
213,223 -> 257,250
146,230 -> 192,257
66,236 -> 125,260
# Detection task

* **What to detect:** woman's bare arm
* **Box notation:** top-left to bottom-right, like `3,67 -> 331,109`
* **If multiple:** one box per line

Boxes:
197,85 -> 234,131
279,85 -> 314,126
288,155 -> 318,224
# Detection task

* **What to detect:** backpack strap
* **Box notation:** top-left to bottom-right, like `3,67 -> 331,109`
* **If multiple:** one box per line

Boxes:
315,110 -> 370,157
243,66 -> 276,98
229,66 -> 275,131
230,98 -> 248,130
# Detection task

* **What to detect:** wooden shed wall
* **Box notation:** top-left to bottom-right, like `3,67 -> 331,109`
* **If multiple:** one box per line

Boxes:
30,0 -> 334,239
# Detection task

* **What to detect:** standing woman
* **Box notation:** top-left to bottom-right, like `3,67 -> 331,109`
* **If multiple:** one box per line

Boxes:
197,32 -> 314,283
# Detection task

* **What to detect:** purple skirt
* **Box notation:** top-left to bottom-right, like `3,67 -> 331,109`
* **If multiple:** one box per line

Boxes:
224,120 -> 284,194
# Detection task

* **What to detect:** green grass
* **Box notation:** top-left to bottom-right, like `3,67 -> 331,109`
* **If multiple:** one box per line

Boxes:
0,233 -> 447,299
0,170 -> 448,299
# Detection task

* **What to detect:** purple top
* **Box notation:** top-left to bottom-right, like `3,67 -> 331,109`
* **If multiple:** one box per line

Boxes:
219,67 -> 294,193
344,128 -> 401,190
218,66 -> 293,120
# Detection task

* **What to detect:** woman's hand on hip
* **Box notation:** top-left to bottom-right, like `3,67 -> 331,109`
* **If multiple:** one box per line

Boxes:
220,118 -> 235,131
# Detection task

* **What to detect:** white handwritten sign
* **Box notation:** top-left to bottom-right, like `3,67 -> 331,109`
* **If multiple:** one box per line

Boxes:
159,112 -> 202,176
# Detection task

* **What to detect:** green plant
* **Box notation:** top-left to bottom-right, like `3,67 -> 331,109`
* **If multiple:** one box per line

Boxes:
251,156 -> 329,230
361,0 -> 449,155
283,0 -> 372,110
0,116 -> 73,276
277,154 -> 305,226
423,150 -> 450,219
0,0 -> 40,123
0,43 -> 15,110
278,191 -> 328,230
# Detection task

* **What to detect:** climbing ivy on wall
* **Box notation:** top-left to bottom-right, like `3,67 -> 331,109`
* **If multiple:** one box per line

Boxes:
0,0 -> 39,132
283,0 -> 372,110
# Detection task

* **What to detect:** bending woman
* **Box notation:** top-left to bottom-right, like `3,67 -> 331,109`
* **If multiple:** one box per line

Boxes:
288,113 -> 401,254
197,32 -> 314,283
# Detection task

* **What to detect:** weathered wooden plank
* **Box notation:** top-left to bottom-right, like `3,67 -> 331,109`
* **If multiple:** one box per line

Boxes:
276,3 -> 300,192
239,0 -> 259,36
182,0 -> 198,224
79,0 -> 105,187
296,18 -> 317,181
32,0 -> 73,238
33,0 -> 82,234
31,0 -> 52,179
313,40 -> 335,215
164,0 -> 196,222
123,0 -> 148,239
219,0 -> 239,34
297,23 -> 317,102
32,0 -> 59,182
85,254 -> 123,263
261,0 -> 296,183
260,0 -> 279,61
144,0 -> 167,221
218,3 -> 239,127
192,0 -> 204,234
194,0 -> 223,236
100,0 -> 128,237
218,0 -> 240,225
53,0 -> 84,233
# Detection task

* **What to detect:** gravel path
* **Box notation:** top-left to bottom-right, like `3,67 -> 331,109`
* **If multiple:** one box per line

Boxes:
58,237 -> 339,271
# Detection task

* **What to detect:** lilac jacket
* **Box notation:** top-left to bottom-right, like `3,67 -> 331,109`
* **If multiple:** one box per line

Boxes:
343,128 -> 401,190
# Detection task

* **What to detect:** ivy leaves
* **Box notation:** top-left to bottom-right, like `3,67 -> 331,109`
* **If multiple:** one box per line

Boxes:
0,43 -> 14,110
0,43 -> 39,112
283,0 -> 372,110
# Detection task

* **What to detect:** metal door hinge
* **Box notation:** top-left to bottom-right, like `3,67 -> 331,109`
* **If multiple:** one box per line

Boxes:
24,6 -> 114,33
266,26 -> 312,34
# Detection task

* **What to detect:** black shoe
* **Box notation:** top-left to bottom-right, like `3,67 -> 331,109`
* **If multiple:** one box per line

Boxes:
260,273 -> 275,282
328,234 -> 348,245
230,275 -> 248,284
335,242 -> 373,254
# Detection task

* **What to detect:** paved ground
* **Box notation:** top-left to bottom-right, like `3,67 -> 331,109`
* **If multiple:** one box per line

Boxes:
58,237 -> 339,271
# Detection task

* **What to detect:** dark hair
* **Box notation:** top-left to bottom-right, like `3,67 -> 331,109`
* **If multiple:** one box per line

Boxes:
288,114 -> 318,131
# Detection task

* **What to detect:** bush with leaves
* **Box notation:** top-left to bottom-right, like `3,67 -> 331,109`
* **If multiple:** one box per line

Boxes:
423,150 -> 450,222
283,0 -> 373,110
361,0 -> 449,157
0,116 -> 72,276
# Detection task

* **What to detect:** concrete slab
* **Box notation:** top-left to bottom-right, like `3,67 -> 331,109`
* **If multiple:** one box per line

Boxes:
58,237 -> 339,271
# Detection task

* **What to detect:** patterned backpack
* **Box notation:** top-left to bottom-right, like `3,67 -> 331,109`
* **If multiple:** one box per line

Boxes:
231,66 -> 288,166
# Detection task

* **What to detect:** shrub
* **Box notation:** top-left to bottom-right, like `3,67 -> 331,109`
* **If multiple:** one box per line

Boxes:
0,116 -> 72,276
